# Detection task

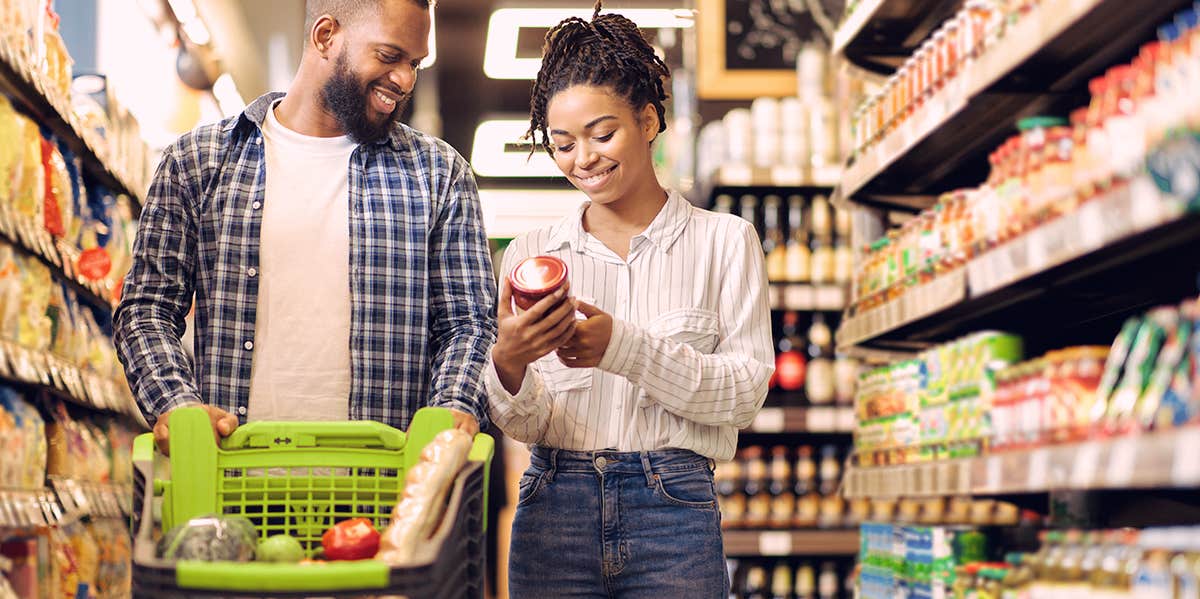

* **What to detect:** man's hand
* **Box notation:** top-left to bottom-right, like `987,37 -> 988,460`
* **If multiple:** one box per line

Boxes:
491,278 -> 577,393
447,408 -> 480,437
154,404 -> 239,455
555,301 -> 613,368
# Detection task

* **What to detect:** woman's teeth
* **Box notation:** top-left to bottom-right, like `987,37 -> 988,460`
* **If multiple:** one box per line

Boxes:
581,165 -> 615,183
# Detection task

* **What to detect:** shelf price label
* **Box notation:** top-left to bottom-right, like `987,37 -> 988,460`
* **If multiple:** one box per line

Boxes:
770,165 -> 804,186
1172,430 -> 1200,486
759,531 -> 792,556
1071,442 -> 1102,488
807,408 -> 837,432
720,165 -> 753,187
836,408 -> 857,432
984,456 -> 1002,492
1028,449 -> 1049,490
752,408 -> 785,433
1106,438 -> 1138,487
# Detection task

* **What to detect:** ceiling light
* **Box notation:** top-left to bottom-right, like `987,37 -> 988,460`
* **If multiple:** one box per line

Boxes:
483,8 -> 694,79
471,119 -> 561,178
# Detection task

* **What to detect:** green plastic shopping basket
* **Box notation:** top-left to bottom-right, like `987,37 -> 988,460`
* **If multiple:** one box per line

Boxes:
130,406 -> 493,598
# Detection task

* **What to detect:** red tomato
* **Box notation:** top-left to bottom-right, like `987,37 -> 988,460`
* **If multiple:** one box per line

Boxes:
321,518 -> 381,561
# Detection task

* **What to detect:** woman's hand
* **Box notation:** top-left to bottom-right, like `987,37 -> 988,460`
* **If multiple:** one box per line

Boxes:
555,301 -> 612,368
492,278 -> 578,393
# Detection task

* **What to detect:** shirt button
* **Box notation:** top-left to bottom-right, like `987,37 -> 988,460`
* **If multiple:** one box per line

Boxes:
255,138 -> 262,145
237,406 -> 247,415
243,341 -> 254,351
252,201 -> 262,210
247,267 -> 258,277
595,456 -> 608,468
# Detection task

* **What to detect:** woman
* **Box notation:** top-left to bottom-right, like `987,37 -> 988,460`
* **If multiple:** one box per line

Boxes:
486,3 -> 774,596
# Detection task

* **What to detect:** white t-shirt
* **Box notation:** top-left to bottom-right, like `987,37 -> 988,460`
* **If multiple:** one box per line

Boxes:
246,101 -> 356,422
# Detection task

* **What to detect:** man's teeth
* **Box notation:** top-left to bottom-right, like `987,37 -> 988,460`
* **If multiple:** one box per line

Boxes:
374,89 -> 396,106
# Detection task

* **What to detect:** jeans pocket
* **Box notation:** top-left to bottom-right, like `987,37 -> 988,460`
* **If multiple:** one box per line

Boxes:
517,471 -> 548,507
652,468 -> 716,509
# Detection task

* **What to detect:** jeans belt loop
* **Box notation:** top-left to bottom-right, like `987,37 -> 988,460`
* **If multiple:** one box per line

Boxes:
548,447 -> 559,482
640,452 -> 656,487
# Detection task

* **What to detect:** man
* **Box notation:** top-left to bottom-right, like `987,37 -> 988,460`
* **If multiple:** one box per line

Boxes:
114,0 -> 496,454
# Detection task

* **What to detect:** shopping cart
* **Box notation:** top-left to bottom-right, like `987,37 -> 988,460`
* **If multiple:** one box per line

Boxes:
129,406 -> 493,598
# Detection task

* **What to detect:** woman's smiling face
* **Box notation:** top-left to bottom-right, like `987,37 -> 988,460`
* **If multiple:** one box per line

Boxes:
546,84 -> 659,206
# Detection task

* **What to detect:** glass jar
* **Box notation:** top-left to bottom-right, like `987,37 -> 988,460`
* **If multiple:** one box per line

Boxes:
1040,125 -> 1074,221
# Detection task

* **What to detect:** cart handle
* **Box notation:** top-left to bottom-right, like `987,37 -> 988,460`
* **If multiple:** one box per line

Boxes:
220,419 -> 407,450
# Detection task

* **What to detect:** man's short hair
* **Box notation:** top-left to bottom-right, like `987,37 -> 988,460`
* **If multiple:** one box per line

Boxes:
304,0 -> 430,33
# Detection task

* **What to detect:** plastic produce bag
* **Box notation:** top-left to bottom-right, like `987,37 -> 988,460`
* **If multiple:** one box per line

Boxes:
157,515 -> 257,562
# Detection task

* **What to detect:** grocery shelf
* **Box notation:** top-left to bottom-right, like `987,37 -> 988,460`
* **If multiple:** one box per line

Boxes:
0,487 -> 63,529
836,181 -> 1200,352
749,406 -> 856,434
837,0 -> 1195,210
0,338 -> 137,419
0,40 -> 145,210
49,478 -> 132,520
0,481 -> 131,529
837,269 -> 966,350
832,0 -> 962,74
723,529 -> 860,556
843,426 -> 1200,499
715,165 -> 840,190
768,284 -> 847,312
0,203 -> 116,312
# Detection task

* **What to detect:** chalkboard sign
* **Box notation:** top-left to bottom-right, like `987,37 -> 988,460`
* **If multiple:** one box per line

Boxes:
698,0 -> 844,99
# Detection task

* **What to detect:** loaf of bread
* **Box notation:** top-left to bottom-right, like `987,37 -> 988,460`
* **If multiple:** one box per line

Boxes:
376,428 -> 472,565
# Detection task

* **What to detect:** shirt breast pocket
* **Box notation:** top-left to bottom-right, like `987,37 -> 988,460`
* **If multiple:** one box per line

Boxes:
646,308 -> 721,354
537,358 -> 593,395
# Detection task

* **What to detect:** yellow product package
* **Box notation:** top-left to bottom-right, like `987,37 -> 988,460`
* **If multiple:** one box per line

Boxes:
13,114 -> 43,226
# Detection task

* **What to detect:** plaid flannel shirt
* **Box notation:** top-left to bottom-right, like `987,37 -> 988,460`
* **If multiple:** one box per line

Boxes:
114,92 -> 497,431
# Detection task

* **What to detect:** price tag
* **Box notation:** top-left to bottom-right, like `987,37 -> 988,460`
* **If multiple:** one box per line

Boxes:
984,456 -> 1002,492
1172,430 -> 1200,486
957,461 -> 973,494
1106,438 -> 1138,487
770,165 -> 804,186
812,166 -> 842,187
807,408 -> 837,432
836,408 -> 857,432
71,482 -> 89,514
1071,442 -> 1102,488
758,531 -> 792,556
23,494 -> 44,526
720,164 -> 753,187
815,286 -> 845,310
784,285 -> 814,310
1028,449 -> 1049,490
768,286 -> 782,309
753,408 -> 785,433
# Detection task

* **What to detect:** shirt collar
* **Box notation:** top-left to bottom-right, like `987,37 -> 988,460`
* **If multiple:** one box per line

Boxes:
542,189 -> 692,254
228,91 -> 405,150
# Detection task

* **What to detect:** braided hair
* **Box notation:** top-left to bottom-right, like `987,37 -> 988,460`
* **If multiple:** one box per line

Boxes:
528,0 -> 671,156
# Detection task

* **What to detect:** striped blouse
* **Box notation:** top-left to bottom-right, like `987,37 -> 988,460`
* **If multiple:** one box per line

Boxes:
486,190 -> 774,461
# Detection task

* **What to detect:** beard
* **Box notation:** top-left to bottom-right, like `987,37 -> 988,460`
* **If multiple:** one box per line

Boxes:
320,50 -> 410,144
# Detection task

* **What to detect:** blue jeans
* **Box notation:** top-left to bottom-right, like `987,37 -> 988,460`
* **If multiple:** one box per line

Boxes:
508,446 -> 728,598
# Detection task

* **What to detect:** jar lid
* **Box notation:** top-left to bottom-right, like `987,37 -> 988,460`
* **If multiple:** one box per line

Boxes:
509,256 -> 568,295
1017,116 -> 1068,132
